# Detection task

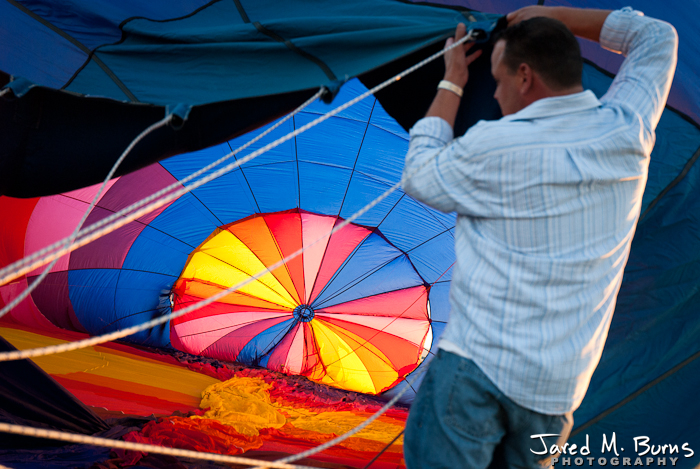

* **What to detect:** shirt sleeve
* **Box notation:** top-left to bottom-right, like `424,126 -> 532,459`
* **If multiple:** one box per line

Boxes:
599,8 -> 678,135
402,117 -> 496,216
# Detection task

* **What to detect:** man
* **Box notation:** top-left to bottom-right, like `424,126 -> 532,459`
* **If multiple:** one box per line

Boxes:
402,6 -> 677,469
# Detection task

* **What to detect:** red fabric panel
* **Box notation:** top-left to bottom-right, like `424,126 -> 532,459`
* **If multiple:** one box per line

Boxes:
262,211 -> 305,303
172,295 -> 291,325
314,316 -> 422,375
226,215 -> 301,305
317,285 -> 429,319
265,322 -> 302,374
301,322 -> 323,378
0,196 -> 39,270
308,220 -> 372,303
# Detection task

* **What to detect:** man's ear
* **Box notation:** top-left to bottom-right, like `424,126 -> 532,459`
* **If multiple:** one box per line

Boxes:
518,63 -> 533,95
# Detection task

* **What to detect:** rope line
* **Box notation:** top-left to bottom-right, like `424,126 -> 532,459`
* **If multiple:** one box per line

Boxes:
0,26 -> 473,464
0,28 -> 474,287
0,89 -> 325,287
0,115 -> 173,321
0,423 -> 318,469
0,29 -> 474,363
361,429 -> 404,469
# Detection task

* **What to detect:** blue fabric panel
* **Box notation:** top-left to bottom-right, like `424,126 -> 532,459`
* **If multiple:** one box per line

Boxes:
582,64 -> 700,214
569,353 -> 700,468
148,192 -> 222,247
65,1 -> 326,104
354,124 -> 409,186
67,269 -> 119,335
0,2 -> 86,87
13,0 -> 213,50
379,195 -> 451,253
122,226 -> 192,277
315,254 -> 424,310
295,113 -> 367,170
237,318 -> 296,365
241,0 -> 473,85
304,79 -> 375,123
428,281 -> 452,323
371,100 -> 411,140
241,162 -> 299,213
187,170 -> 259,225
159,145 -> 233,181
227,118 -> 297,169
408,230 -> 455,284
297,162 -> 353,216
338,173 -> 404,227
312,232 -> 403,308
113,270 -> 174,347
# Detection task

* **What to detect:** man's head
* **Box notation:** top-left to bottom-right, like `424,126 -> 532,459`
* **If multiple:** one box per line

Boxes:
491,17 -> 583,115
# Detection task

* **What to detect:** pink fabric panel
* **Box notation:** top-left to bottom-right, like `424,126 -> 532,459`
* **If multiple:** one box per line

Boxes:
315,286 -> 428,320
0,279 -> 62,331
300,212 -> 336,303
172,311 -> 291,355
266,323 -> 303,374
62,179 -> 119,204
25,195 -> 90,275
314,312 -> 430,347
308,221 -> 372,303
201,316 -> 293,362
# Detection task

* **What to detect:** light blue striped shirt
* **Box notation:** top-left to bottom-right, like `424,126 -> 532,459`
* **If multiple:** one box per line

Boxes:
402,8 -> 677,414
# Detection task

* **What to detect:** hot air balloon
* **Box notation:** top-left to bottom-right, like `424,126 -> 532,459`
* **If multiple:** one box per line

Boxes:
1,0 -> 700,467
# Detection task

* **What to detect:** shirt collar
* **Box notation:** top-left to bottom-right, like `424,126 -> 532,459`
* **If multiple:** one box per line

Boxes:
502,90 -> 601,121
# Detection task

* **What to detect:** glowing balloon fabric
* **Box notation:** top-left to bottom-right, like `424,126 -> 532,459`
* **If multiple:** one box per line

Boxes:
171,209 -> 432,395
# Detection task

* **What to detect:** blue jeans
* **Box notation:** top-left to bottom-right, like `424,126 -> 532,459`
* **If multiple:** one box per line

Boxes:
404,350 -> 573,469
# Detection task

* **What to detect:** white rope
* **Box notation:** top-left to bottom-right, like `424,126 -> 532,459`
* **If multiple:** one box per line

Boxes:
0,423 -> 318,469
0,29 -> 475,362
0,115 -> 173,320
0,89 -> 324,287
0,88 -> 12,98
0,26 -> 473,468
0,29 -> 474,287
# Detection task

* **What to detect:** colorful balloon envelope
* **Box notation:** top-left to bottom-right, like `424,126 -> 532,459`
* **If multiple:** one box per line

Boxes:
171,209 -> 433,394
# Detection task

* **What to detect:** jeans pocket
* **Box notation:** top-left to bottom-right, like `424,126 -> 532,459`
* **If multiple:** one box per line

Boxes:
444,358 -> 500,439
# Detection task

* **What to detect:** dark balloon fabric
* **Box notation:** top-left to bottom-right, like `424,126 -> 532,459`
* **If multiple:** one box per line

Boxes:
0,0 -> 499,197
0,336 -> 109,448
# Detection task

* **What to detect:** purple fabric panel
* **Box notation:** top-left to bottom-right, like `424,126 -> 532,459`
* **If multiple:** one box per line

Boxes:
68,164 -> 179,270
94,164 -> 179,225
27,271 -> 87,333
68,208 -> 144,270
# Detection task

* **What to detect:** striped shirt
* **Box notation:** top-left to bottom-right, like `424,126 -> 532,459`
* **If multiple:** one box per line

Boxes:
402,8 -> 678,414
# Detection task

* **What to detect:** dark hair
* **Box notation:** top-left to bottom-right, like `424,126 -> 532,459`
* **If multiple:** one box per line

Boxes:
494,16 -> 582,90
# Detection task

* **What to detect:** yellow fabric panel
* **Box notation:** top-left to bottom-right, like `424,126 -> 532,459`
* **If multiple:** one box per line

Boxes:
0,327 -> 218,398
182,230 -> 296,309
320,320 -> 399,394
194,376 -> 286,436
309,320 -> 376,394
289,411 -> 404,445
181,280 -> 290,310
192,375 -> 404,447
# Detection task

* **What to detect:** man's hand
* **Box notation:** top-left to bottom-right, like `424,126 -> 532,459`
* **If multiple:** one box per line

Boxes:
506,6 -> 558,27
505,6 -> 612,43
443,23 -> 482,89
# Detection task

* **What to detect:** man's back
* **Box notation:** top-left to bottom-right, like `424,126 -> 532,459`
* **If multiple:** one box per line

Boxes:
403,8 -> 677,414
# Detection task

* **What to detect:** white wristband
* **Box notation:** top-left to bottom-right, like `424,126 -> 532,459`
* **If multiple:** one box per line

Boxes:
437,80 -> 463,98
